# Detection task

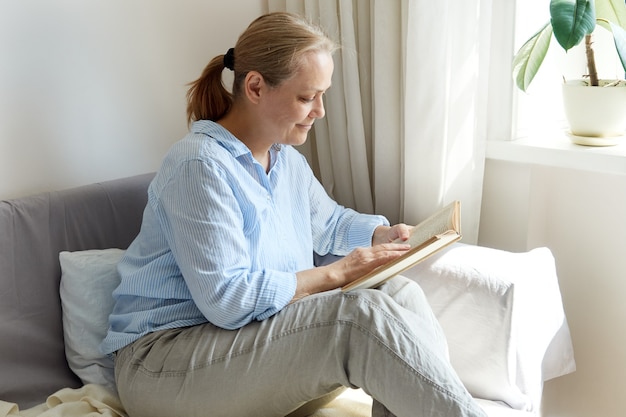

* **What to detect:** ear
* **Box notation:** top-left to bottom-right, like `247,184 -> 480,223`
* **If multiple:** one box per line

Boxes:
243,71 -> 265,105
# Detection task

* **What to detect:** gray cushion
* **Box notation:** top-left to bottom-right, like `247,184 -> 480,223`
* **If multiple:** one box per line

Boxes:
0,173 -> 153,408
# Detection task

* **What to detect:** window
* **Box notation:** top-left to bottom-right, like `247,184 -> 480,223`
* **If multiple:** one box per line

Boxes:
485,0 -> 626,175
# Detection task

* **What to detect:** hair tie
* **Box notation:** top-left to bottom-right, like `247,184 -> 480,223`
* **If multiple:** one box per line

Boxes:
223,48 -> 235,71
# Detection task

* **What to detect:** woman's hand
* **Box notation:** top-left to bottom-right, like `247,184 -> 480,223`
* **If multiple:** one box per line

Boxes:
331,242 -> 411,286
371,223 -> 413,246
292,240 -> 410,302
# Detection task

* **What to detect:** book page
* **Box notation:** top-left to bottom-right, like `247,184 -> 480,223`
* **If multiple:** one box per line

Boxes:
397,203 -> 456,248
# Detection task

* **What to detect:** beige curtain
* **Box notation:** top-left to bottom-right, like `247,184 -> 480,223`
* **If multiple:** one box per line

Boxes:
268,0 -> 502,244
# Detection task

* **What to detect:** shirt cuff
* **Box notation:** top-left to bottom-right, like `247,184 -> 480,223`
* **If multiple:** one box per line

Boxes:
254,270 -> 298,322
347,214 -> 390,248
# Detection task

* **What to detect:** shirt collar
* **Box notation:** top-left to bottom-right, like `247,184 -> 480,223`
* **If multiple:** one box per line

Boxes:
191,120 -> 283,158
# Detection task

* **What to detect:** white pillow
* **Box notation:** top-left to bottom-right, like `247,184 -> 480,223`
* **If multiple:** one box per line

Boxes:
59,248 -> 125,392
401,243 -> 574,413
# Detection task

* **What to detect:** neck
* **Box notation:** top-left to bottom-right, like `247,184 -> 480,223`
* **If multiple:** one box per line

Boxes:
218,110 -> 272,172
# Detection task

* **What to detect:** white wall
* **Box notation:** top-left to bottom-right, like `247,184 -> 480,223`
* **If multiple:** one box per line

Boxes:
0,0 -> 266,199
480,159 -> 626,417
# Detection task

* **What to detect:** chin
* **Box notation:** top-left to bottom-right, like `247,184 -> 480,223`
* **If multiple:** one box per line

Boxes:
295,134 -> 310,146
285,131 -> 310,146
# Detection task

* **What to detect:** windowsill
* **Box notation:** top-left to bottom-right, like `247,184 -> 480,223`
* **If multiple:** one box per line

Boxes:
486,129 -> 626,176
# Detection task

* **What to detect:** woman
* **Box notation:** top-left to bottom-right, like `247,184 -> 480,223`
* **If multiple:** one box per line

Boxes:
101,12 -> 486,417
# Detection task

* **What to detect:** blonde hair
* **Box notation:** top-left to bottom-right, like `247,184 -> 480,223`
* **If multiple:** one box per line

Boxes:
186,12 -> 338,125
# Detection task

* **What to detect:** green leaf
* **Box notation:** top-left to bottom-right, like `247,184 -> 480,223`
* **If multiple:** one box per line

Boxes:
596,0 -> 626,31
609,21 -> 626,72
550,0 -> 596,50
513,24 -> 553,92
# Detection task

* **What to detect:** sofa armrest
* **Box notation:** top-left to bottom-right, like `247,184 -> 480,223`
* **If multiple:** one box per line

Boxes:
402,243 -> 575,412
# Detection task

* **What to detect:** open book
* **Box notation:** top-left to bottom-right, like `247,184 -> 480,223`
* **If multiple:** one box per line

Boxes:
342,201 -> 461,291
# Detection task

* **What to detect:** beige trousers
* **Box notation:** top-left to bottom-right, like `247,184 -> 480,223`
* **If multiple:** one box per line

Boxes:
114,276 -> 485,417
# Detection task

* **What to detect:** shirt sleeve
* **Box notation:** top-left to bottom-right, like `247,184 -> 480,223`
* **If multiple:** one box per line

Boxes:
304,159 -> 389,256
154,159 -> 296,330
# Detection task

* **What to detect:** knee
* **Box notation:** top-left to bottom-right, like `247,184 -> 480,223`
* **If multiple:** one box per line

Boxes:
378,275 -> 429,310
343,277 -> 445,344
340,280 -> 427,331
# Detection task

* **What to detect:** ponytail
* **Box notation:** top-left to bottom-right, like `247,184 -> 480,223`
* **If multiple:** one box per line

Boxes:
186,54 -> 232,125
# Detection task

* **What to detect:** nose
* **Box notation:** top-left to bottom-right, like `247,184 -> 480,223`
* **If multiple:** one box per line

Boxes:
310,95 -> 325,119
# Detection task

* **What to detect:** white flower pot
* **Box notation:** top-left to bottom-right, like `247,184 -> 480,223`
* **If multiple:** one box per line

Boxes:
562,79 -> 626,146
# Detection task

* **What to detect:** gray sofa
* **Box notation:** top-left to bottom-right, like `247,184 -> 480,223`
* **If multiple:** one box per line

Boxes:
0,173 -> 575,416
0,173 -> 153,409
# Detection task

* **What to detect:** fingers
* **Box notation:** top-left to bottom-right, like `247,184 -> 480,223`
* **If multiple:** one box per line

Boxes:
346,244 -> 409,272
352,244 -> 409,262
391,223 -> 412,242
373,242 -> 411,252
330,243 -> 412,287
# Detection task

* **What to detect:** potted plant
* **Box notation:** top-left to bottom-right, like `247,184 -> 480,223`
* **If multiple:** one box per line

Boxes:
513,0 -> 626,145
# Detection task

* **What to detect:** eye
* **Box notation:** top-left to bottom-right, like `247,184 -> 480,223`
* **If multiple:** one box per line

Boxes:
299,96 -> 315,103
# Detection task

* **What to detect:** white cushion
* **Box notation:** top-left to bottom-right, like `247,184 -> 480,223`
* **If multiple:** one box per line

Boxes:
402,243 -> 575,412
59,248 -> 125,392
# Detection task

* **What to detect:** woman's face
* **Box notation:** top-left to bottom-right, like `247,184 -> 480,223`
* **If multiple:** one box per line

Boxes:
259,51 -> 334,147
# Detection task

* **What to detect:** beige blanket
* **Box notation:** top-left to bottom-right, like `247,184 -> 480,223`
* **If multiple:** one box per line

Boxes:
0,385 -> 124,417
0,385 -> 371,417
0,385 -> 532,417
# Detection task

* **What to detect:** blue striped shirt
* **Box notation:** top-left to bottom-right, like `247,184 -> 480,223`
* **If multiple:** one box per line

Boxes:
100,120 -> 388,354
